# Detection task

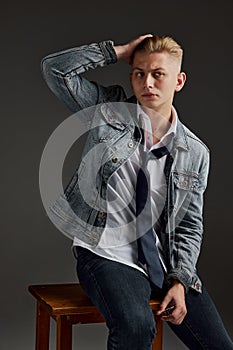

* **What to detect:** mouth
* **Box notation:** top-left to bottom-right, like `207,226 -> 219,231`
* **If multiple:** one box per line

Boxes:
141,93 -> 156,98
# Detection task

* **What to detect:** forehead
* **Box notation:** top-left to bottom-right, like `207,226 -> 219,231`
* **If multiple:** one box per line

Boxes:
132,51 -> 179,71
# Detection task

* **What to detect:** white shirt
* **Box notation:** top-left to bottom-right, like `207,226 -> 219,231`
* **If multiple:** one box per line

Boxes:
73,105 -> 177,275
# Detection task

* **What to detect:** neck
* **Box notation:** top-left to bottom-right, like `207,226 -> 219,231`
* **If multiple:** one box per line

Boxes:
141,106 -> 172,143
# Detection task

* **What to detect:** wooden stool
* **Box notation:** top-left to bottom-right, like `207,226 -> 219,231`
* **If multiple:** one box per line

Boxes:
29,283 -> 163,350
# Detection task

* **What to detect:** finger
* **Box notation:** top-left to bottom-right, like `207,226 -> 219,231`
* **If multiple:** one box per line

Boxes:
134,34 -> 153,43
161,313 -> 182,324
129,34 -> 153,47
139,33 -> 153,39
163,314 -> 185,325
156,296 -> 172,315
156,304 -> 168,315
162,306 -> 187,324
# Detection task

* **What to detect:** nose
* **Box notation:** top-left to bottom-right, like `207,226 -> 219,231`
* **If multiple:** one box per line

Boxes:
143,74 -> 154,89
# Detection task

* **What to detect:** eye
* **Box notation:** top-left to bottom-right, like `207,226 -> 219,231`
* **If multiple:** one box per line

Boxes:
134,71 -> 144,77
153,71 -> 164,78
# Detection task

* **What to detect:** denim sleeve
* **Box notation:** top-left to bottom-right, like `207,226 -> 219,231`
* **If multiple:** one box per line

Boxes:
166,149 -> 210,292
41,40 -> 127,113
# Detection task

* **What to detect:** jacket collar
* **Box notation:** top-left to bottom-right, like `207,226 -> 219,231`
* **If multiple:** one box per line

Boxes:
173,119 -> 189,151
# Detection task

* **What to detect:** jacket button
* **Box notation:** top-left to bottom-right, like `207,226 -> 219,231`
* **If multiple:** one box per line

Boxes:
112,157 -> 119,163
128,140 -> 134,148
99,211 -> 105,217
108,115 -> 115,122
183,180 -> 188,187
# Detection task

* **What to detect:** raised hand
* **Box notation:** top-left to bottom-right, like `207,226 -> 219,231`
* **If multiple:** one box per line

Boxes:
113,34 -> 153,64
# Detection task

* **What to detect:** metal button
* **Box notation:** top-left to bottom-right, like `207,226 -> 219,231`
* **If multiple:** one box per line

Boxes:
99,211 -> 105,217
183,180 -> 188,187
112,157 -> 119,163
108,115 -> 115,122
128,140 -> 134,148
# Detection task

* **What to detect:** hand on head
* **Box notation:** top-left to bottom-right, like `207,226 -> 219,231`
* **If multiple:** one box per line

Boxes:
113,34 -> 153,64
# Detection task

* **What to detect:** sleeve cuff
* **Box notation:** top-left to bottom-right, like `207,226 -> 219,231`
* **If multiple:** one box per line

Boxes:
99,40 -> 117,65
166,269 -> 193,293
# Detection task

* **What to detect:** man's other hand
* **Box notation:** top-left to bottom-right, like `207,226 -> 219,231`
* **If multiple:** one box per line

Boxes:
157,280 -> 187,325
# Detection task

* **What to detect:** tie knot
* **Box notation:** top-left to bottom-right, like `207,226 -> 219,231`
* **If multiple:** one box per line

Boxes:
151,146 -> 169,159
139,145 -> 169,168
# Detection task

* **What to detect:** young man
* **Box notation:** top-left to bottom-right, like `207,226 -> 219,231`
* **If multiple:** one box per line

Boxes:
42,35 -> 233,349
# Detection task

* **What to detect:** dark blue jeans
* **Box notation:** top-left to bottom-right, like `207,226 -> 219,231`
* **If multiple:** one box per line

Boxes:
73,246 -> 233,350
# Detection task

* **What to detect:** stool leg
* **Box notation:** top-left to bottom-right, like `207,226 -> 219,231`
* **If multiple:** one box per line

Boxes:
36,301 -> 50,350
56,315 -> 72,350
152,316 -> 163,350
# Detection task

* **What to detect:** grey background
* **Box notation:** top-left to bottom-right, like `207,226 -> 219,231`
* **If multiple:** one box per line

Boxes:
1,0 -> 232,349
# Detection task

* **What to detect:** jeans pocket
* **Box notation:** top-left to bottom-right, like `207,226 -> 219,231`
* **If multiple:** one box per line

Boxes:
74,246 -> 98,272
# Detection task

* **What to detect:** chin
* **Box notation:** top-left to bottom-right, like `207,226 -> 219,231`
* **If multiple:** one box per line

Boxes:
140,101 -> 159,111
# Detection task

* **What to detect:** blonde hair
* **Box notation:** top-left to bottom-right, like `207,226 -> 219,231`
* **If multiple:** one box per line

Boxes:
131,35 -> 183,69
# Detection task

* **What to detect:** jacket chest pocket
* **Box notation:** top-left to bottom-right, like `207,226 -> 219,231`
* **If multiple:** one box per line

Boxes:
91,123 -> 127,144
173,171 -> 199,191
170,171 -> 200,216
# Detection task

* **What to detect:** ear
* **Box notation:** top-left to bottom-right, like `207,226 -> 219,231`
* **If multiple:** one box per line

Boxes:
175,72 -> 186,92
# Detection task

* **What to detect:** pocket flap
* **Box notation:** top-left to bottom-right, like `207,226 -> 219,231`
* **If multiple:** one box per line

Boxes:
173,171 -> 199,190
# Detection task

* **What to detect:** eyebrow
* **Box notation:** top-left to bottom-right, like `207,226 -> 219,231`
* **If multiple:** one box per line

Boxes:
132,67 -> 143,71
132,67 -> 166,72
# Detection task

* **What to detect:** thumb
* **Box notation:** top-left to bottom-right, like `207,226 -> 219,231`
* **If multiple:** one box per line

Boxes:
156,295 -> 171,315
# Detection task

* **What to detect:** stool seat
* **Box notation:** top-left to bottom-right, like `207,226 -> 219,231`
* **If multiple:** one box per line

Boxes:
29,283 -> 163,350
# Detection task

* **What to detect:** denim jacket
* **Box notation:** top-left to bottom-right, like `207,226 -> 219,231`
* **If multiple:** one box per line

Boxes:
41,40 -> 210,293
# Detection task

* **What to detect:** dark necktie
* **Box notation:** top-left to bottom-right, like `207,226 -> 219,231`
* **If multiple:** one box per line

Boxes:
136,137 -> 170,289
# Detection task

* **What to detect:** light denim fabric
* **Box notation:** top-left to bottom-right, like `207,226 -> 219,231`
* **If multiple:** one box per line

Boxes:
41,40 -> 210,293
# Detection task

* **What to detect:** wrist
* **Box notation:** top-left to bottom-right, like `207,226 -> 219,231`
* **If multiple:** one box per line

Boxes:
171,280 -> 185,293
113,44 -> 131,63
166,269 -> 192,293
113,45 -> 125,60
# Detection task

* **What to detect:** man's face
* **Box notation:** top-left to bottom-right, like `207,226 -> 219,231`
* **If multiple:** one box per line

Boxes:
130,51 -> 186,117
